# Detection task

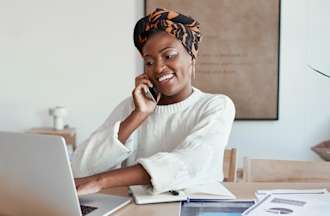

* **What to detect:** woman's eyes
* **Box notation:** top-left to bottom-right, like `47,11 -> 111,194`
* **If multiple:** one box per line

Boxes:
164,52 -> 177,60
144,52 -> 178,66
144,59 -> 154,66
145,61 -> 153,66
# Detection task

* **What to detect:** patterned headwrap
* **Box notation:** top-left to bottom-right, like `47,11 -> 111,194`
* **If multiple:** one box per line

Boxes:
133,8 -> 202,59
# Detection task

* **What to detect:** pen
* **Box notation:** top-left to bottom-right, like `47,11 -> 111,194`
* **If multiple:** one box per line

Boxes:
169,190 -> 179,196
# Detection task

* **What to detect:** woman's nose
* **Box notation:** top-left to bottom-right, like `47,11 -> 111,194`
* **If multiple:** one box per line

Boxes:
154,60 -> 166,74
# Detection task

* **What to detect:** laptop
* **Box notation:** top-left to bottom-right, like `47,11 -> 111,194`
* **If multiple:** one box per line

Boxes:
0,131 -> 131,216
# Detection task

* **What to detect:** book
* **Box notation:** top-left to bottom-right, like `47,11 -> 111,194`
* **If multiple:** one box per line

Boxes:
129,181 -> 236,204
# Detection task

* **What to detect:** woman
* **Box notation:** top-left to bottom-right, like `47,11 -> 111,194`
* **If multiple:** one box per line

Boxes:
72,8 -> 235,195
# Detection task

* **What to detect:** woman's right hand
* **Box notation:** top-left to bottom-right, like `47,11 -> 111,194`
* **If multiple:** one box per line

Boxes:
118,74 -> 160,144
75,176 -> 103,196
133,74 -> 159,114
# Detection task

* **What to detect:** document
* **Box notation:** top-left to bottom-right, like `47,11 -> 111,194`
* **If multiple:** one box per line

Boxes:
129,181 -> 236,204
255,189 -> 328,201
243,189 -> 330,216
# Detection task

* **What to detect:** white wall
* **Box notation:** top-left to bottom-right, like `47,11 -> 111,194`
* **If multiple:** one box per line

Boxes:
0,0 -> 329,165
0,0 -> 143,141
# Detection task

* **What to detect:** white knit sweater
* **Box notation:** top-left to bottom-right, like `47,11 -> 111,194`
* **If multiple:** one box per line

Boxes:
71,88 -> 235,194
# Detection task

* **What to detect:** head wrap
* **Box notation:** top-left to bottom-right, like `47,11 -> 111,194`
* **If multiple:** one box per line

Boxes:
133,8 -> 202,59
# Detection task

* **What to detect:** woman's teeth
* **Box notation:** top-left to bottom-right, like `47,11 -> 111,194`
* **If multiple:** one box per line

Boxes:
158,74 -> 174,82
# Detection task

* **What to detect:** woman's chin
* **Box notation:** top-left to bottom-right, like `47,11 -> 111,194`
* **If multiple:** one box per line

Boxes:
159,88 -> 178,98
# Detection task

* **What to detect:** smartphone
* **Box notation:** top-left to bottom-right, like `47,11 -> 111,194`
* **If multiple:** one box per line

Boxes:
145,86 -> 158,102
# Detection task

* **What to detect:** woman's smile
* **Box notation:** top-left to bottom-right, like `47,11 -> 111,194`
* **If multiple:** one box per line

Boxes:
157,73 -> 176,89
158,73 -> 174,82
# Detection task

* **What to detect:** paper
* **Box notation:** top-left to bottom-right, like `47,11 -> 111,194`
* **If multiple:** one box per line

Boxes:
243,190 -> 330,216
185,182 -> 236,201
255,188 -> 328,201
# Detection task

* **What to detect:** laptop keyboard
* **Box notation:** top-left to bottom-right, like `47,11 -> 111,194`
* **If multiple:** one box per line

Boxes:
80,205 -> 98,215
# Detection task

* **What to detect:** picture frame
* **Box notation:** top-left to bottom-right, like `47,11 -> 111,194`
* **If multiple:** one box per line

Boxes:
145,0 -> 280,120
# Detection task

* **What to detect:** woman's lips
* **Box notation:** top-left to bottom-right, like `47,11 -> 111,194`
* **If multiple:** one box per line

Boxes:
158,73 -> 175,84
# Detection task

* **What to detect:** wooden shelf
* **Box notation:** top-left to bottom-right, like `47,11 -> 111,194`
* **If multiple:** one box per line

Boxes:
28,127 -> 76,150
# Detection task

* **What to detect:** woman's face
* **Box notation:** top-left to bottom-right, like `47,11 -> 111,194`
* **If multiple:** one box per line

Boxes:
142,32 -> 194,105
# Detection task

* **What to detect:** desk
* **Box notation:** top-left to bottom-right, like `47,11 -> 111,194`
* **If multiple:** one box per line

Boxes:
28,127 -> 76,150
102,182 -> 330,216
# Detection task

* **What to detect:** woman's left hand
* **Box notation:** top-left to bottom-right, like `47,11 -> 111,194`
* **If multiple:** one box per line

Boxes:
75,176 -> 103,196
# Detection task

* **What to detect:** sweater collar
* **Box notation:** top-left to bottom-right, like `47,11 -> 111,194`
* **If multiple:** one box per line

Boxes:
154,87 -> 202,113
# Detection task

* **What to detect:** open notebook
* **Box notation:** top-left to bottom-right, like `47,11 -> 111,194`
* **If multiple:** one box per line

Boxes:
129,181 -> 236,204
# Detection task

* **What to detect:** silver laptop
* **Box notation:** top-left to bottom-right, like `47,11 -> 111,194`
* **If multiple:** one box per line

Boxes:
0,131 -> 131,216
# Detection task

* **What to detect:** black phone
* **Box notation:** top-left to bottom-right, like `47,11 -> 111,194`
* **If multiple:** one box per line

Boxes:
146,86 -> 158,102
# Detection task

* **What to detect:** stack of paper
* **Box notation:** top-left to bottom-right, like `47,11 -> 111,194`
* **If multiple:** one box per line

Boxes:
243,189 -> 330,216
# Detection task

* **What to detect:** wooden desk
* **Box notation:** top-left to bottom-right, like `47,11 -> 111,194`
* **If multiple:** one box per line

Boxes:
102,182 -> 330,216
28,127 -> 77,150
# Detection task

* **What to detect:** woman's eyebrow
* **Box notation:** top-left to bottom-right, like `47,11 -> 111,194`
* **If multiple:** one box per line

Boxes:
159,46 -> 176,53
143,46 -> 177,57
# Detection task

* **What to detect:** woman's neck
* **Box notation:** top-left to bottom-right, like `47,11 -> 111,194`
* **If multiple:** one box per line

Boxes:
157,87 -> 193,105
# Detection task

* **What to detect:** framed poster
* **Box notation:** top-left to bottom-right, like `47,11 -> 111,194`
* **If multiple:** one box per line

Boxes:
145,0 -> 280,120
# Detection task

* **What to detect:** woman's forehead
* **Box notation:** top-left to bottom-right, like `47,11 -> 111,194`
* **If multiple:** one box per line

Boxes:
142,32 -> 183,56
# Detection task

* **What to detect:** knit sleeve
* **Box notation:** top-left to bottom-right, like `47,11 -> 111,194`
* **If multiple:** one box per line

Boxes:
71,97 -> 135,178
138,96 -> 235,194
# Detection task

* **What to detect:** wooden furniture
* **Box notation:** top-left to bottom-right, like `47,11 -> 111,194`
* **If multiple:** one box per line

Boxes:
12,182 -> 329,215
243,158 -> 330,183
312,140 -> 330,161
223,148 -> 237,182
28,127 -> 77,150
102,182 -> 330,216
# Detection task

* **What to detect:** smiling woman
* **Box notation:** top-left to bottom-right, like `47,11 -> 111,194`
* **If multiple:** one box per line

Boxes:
72,8 -> 235,195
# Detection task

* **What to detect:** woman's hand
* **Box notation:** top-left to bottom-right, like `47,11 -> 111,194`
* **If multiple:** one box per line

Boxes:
75,165 -> 151,196
133,74 -> 160,114
118,74 -> 160,144
75,176 -> 103,196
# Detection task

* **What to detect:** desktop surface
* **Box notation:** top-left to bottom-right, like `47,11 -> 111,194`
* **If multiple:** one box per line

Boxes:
101,182 -> 330,216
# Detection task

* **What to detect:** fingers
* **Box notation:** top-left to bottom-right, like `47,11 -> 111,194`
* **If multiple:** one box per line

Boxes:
77,186 -> 88,196
77,186 -> 93,196
132,75 -> 159,113
135,74 -> 153,88
74,178 -> 83,188
135,73 -> 147,84
132,83 -> 150,99
75,179 -> 101,196
74,177 -> 92,189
